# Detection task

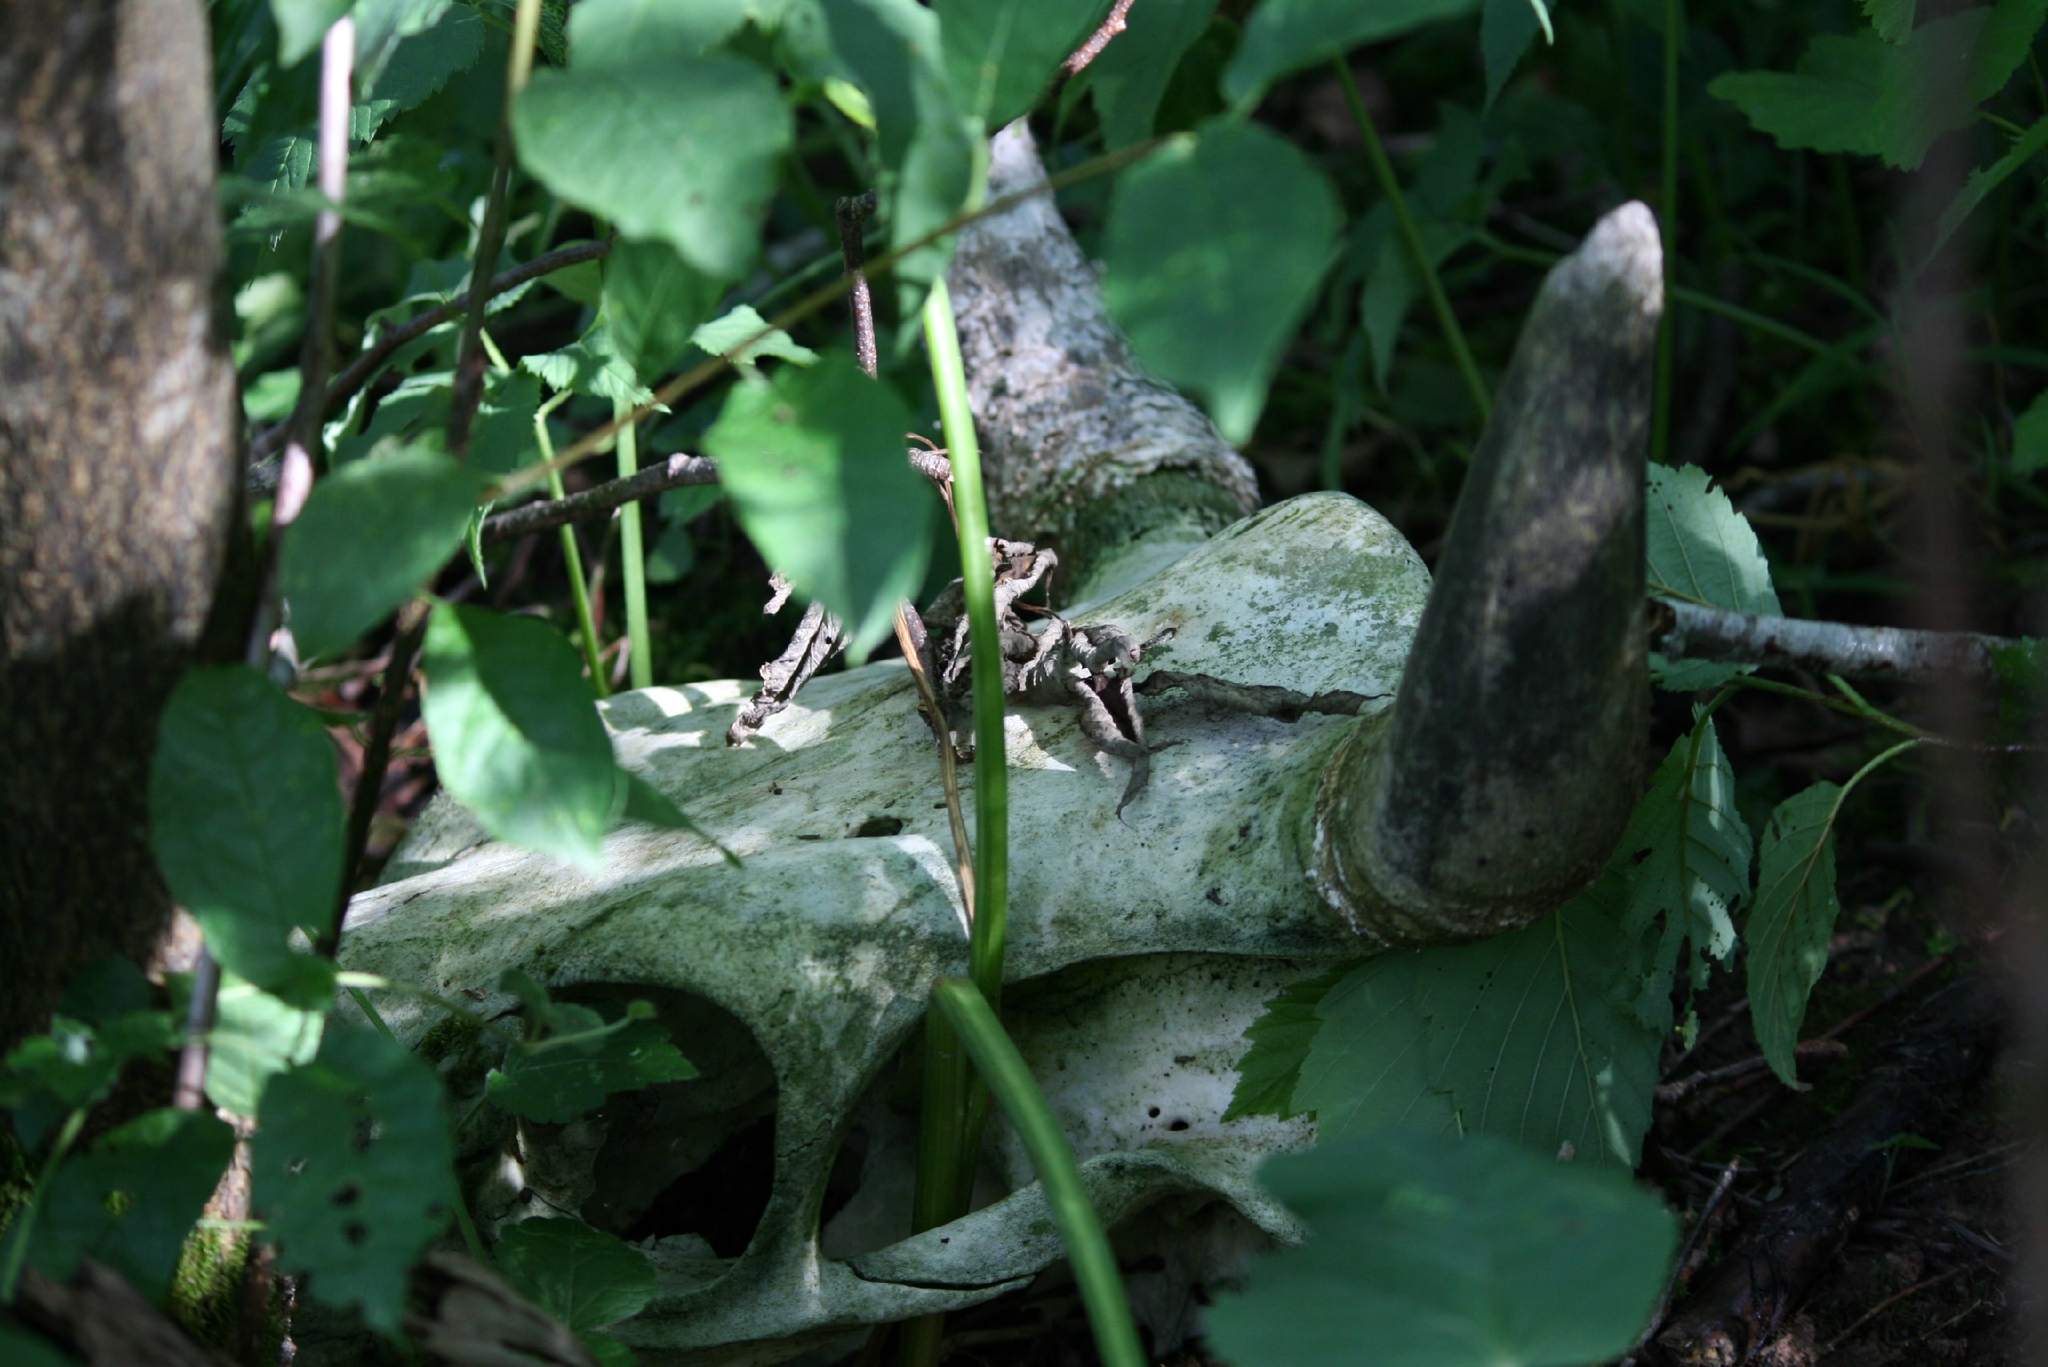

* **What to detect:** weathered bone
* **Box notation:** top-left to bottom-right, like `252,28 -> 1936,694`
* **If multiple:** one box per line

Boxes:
1317,203 -> 1661,944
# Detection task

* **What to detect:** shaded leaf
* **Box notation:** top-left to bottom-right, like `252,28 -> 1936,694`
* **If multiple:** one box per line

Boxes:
1745,783 -> 1845,1087
604,239 -> 723,384
0,1014 -> 180,1116
1223,0 -> 1479,105
149,667 -> 344,1002
273,0 -> 354,66
1646,463 -> 1781,691
565,0 -> 748,66
352,2 -> 485,140
938,0 -> 1108,128
254,1026 -> 456,1334
614,772 -> 739,866
702,352 -> 932,658
486,991 -> 696,1125
1206,1130 -> 1676,1367
421,605 -> 617,869
281,446 -> 483,659
1864,0 -> 1917,43
29,1109 -> 236,1301
1085,0 -> 1217,148
1222,966 -> 1349,1121
1929,116 -> 2048,264
1481,0 -> 1547,106
494,1219 -> 658,1332
1103,119 -> 1341,443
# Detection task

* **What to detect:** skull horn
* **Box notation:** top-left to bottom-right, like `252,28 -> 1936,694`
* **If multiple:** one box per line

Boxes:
1317,202 -> 1662,944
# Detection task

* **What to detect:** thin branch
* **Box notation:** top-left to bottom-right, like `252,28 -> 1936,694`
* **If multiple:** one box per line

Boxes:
836,191 -> 879,378
1064,0 -> 1137,75
1653,598 -> 2019,685
332,603 -> 429,938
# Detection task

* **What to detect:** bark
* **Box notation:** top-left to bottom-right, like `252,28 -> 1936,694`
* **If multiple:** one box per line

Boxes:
1652,598 -> 2009,686
0,0 -> 240,1048
946,122 -> 1259,599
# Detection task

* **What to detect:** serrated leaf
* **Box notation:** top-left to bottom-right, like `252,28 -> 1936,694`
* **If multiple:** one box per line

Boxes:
1609,718 -> 1753,1002
604,239 -> 723,384
1864,0 -> 1917,43
494,1218 -> 658,1332
1084,0 -> 1217,148
1295,868 -> 1665,1166
149,667 -> 344,1002
513,43 -> 790,280
1745,783 -> 1845,1087
281,447 -> 483,659
1929,117 -> 2048,265
28,1109 -> 236,1301
1103,119 -> 1340,443
1223,966 -> 1351,1121
1646,463 -> 1782,691
702,352 -> 932,658
253,1026 -> 456,1334
690,304 -> 820,370
352,2 -> 484,140
420,605 -> 617,869
522,326 -> 661,408
1481,0 -> 1546,106
1222,0 -> 1479,105
1206,1130 -> 1676,1367
486,1003 -> 696,1124
938,0 -> 1108,128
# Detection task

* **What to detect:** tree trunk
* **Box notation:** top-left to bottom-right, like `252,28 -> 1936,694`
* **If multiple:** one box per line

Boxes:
0,0 -> 240,1049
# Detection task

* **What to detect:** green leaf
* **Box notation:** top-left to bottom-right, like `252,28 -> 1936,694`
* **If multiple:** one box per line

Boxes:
522,325 -> 662,408
702,352 -> 932,658
493,1219 -> 658,1332
1360,212 -> 1468,392
938,0 -> 1108,128
420,605 -> 617,869
1223,966 -> 1350,1121
57,959 -> 155,1026
1646,463 -> 1782,691
253,1026 -> 456,1334
352,2 -> 485,140
690,304 -> 821,370
1222,0 -> 1480,105
0,1325 -> 77,1367
486,993 -> 696,1125
1481,0 -> 1547,106
28,1109 -> 236,1301
149,666 -> 344,1002
1930,117 -> 2048,265
1609,717 -> 1753,1001
614,772 -> 739,866
273,0 -> 354,66
1295,868 -> 1665,1165
1103,120 -> 1340,443
203,975 -> 327,1116
280,446 -> 482,659
1744,783 -> 1845,1087
1084,0 -> 1218,148
0,1014 -> 180,1115
565,0 -> 749,66
603,239 -> 724,384
822,0 -> 982,290
1863,0 -> 1917,43
1708,2 -> 2047,171
513,45 -> 790,280
1205,1130 -> 1676,1367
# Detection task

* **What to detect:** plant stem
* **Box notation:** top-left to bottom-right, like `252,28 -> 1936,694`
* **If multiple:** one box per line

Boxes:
533,392 -> 607,692
933,980 -> 1144,1367
613,397 -> 652,689
1332,61 -> 1490,425
1652,0 -> 1681,464
0,1107 -> 87,1301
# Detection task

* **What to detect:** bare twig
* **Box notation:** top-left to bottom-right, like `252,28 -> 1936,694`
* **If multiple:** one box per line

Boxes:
836,191 -> 879,378
1619,1159 -> 1741,1367
1817,1265 -> 1971,1359
332,603 -> 429,932
1653,598 -> 2018,685
1063,0 -> 1137,75
481,453 -> 719,542
1656,1039 -> 1848,1105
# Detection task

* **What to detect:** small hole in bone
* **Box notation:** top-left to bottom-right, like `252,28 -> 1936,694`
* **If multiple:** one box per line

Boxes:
1167,1119 -> 1190,1132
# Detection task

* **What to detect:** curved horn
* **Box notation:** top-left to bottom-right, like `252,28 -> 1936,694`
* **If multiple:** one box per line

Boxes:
1317,202 -> 1662,944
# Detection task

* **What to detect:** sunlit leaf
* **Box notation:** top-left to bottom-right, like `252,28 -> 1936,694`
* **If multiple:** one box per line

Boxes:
1646,463 -> 1781,692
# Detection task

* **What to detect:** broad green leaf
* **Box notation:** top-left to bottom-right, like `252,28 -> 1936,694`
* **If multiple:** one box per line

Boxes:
1745,783 -> 1845,1087
1646,463 -> 1781,692
702,353 -> 932,658
28,1109 -> 236,1301
1864,0 -> 1917,43
420,605 -> 617,869
2013,391 -> 2048,474
822,0 -> 982,289
1103,120 -> 1340,443
205,975 -> 326,1116
1708,2 -> 2046,171
273,0 -> 354,66
603,239 -> 723,384
1206,1131 -> 1676,1367
522,326 -> 661,408
150,667 -> 344,1001
1294,868 -> 1665,1166
1360,213 -> 1468,392
254,1026 -> 456,1334
0,1014 -> 180,1115
1222,966 -> 1348,1121
938,0 -> 1109,128
1930,117 -> 2048,265
1610,718 -> 1752,1003
485,981 -> 697,1124
1084,0 -> 1218,148
1222,0 -> 1479,105
494,1218 -> 657,1332
352,2 -> 484,140
1481,0 -> 1548,106
281,446 -> 482,659
566,0 -> 748,66
513,49 -> 790,280
690,304 -> 821,370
